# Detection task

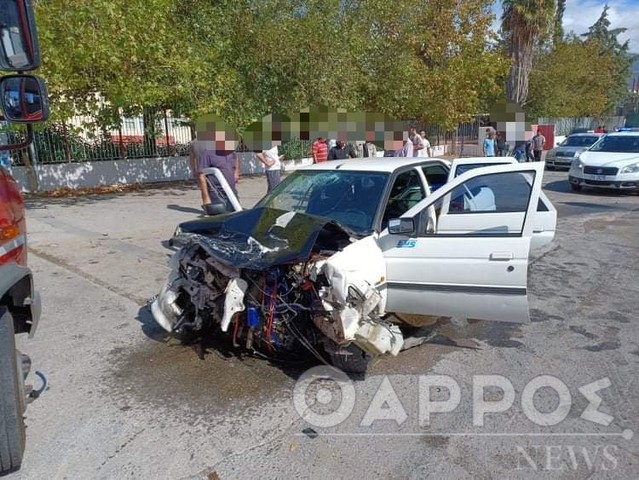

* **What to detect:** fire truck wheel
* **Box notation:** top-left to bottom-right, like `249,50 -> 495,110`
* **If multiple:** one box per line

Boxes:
0,307 -> 26,474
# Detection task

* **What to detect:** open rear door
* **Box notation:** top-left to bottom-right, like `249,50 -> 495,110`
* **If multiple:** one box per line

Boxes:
378,162 -> 545,324
448,157 -> 556,249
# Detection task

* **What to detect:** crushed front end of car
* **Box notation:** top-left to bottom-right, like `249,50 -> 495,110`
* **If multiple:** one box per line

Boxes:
151,208 -> 403,372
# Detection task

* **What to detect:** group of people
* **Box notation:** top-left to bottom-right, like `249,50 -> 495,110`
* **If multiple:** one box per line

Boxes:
397,127 -> 434,158
483,127 -> 546,162
310,137 -> 378,163
190,126 -> 437,215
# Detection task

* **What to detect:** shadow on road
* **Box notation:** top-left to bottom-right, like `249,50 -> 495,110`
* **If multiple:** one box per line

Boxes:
136,304 -> 168,343
544,180 -> 639,197
167,203 -> 205,215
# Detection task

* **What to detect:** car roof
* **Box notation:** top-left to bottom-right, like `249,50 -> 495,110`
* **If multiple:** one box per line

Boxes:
297,157 -> 446,173
606,131 -> 639,137
568,132 -> 604,137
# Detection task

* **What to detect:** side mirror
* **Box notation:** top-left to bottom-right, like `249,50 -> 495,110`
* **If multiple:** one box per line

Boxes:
0,0 -> 41,71
0,74 -> 49,123
388,217 -> 415,235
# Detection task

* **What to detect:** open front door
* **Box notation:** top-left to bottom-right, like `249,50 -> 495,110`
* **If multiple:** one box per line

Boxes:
378,162 -> 545,324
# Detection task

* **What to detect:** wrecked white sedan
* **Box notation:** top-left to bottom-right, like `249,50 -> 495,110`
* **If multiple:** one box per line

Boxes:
152,158 -> 555,372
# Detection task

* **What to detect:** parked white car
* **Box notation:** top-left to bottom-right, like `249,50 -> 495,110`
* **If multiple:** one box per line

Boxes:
569,131 -> 639,192
152,157 -> 556,372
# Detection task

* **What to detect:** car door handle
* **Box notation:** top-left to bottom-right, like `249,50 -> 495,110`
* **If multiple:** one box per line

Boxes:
490,252 -> 514,261
533,226 -> 544,233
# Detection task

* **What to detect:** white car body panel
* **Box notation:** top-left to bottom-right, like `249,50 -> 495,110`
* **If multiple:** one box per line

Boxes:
568,133 -> 639,191
378,162 -> 545,324
447,157 -> 556,250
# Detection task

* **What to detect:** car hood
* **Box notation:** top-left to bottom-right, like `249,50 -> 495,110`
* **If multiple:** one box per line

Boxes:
579,151 -> 639,167
173,207 -> 355,270
551,146 -> 587,156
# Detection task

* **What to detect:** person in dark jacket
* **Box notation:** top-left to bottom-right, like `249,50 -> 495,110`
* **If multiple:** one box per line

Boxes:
328,140 -> 357,160
495,132 -> 507,156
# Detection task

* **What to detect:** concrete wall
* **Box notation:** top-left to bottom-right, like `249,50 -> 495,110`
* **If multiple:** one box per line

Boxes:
11,153 -> 316,192
11,148 -> 455,192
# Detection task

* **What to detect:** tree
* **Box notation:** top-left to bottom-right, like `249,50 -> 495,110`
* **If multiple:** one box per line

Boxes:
553,0 -> 565,45
526,36 -> 616,118
350,0 -> 508,129
501,0 -> 556,106
580,5 -> 633,112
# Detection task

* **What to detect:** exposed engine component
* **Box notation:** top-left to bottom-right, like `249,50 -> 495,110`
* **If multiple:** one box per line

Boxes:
152,226 -> 403,372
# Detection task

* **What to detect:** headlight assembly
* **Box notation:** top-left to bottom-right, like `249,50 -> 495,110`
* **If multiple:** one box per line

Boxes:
620,163 -> 639,174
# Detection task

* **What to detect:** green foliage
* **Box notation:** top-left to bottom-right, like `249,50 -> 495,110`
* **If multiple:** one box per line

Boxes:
526,36 -> 615,118
279,138 -> 313,161
580,5 -> 633,112
33,0 -> 508,134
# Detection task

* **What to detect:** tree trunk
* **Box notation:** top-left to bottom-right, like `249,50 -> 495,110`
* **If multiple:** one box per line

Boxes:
143,107 -> 158,157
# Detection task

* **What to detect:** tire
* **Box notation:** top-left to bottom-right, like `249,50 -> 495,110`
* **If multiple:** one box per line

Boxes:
570,183 -> 582,192
0,308 -> 26,474
327,343 -> 371,374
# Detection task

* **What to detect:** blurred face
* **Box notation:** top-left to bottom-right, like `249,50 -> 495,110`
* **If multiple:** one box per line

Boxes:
409,127 -> 416,136
420,130 -> 426,138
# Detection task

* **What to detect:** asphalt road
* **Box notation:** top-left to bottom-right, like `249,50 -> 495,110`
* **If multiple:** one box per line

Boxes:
10,169 -> 639,479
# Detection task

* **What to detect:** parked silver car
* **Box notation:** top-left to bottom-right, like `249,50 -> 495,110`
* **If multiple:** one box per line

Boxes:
545,133 -> 604,169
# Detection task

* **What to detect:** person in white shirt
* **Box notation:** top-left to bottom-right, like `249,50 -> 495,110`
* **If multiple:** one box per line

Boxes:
408,126 -> 424,157
419,129 -> 433,157
257,144 -> 285,193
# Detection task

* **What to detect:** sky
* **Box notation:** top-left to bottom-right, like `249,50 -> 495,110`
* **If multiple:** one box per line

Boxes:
493,0 -> 639,53
562,0 -> 639,53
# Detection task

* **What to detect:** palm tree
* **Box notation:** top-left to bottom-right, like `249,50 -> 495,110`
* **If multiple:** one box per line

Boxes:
501,0 -> 556,106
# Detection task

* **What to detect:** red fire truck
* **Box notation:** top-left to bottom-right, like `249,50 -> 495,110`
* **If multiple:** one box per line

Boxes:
0,0 -> 50,474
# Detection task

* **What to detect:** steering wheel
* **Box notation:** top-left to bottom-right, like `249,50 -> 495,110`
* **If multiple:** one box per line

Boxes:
334,208 -> 369,227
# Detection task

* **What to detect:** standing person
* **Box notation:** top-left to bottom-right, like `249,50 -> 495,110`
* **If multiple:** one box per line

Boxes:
532,129 -> 546,162
257,144 -> 285,193
495,132 -> 507,156
397,138 -> 414,157
193,136 -> 240,214
328,140 -> 356,160
311,137 -> 328,164
482,128 -> 496,157
408,126 -> 425,157
419,129 -> 433,157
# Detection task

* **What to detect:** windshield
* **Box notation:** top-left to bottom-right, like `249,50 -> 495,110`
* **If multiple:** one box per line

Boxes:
589,135 -> 639,153
561,135 -> 600,147
256,170 -> 390,234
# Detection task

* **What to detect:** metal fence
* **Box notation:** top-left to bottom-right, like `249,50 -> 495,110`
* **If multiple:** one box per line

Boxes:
4,111 -> 484,167
537,116 -> 626,136
8,112 -> 193,166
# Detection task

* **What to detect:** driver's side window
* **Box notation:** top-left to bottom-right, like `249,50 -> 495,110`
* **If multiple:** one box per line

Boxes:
382,170 -> 425,229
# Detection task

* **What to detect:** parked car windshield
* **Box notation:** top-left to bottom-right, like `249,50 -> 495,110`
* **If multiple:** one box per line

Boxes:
589,135 -> 639,153
256,170 -> 390,235
561,135 -> 600,147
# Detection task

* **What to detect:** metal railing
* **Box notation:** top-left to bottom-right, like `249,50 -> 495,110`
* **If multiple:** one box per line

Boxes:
8,112 -> 193,166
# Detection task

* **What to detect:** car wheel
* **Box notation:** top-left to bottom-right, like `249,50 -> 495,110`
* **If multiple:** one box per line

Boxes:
0,308 -> 26,474
570,183 -> 582,192
327,343 -> 371,374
